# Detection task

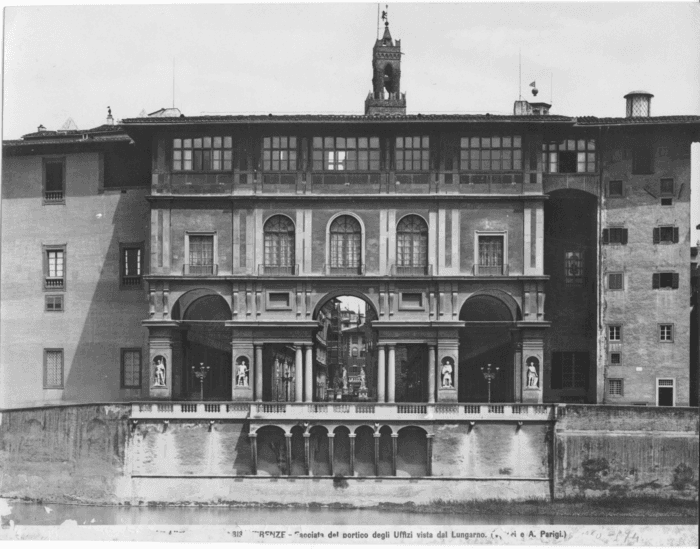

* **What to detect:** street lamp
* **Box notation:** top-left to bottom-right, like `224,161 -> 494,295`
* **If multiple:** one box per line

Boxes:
191,362 -> 211,401
480,363 -> 500,404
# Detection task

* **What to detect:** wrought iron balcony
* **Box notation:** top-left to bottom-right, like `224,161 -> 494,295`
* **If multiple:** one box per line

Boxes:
44,191 -> 64,203
473,263 -> 509,276
45,277 -> 64,289
183,264 -> 218,276
326,263 -> 365,276
392,264 -> 432,276
122,275 -> 142,286
258,264 -> 299,276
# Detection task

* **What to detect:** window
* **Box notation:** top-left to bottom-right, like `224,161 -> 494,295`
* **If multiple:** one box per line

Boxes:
120,243 -> 143,287
329,216 -> 362,273
172,137 -> 233,171
313,137 -> 380,171
45,295 -> 64,312
399,292 -> 424,309
608,273 -> 624,290
44,245 -> 66,290
659,178 -> 674,196
610,352 -> 621,365
632,146 -> 654,174
460,135 -> 522,171
657,378 -> 675,406
551,351 -> 588,389
43,158 -> 65,203
396,136 -> 429,171
121,349 -> 141,389
608,180 -> 623,197
263,215 -> 295,271
351,335 -> 359,344
263,136 -> 297,171
565,250 -> 584,285
542,139 -> 596,173
653,226 -> 679,244
396,215 -> 428,273
602,227 -> 628,245
653,272 -> 679,290
608,325 -> 622,342
659,324 -> 674,342
186,234 -> 215,275
608,379 -> 623,396
351,347 -> 359,357
477,234 -> 505,275
267,292 -> 291,310
44,349 -> 64,389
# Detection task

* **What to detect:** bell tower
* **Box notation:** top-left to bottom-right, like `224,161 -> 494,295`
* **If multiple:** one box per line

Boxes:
365,19 -> 406,116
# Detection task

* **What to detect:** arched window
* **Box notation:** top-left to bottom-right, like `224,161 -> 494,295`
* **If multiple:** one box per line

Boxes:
330,215 -> 362,272
396,215 -> 428,272
352,347 -> 358,357
264,215 -> 295,270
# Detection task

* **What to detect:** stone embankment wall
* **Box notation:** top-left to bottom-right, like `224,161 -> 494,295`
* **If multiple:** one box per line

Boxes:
554,405 -> 699,500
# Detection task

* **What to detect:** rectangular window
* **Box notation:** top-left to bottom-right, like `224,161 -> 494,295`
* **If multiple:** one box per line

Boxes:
608,325 -> 622,342
187,234 -> 215,275
652,272 -> 679,290
43,158 -> 65,203
542,139 -> 596,173
608,273 -> 624,290
602,228 -> 628,245
44,349 -> 64,389
653,226 -> 679,244
551,351 -> 588,389
657,378 -> 675,406
44,245 -> 66,290
121,243 -> 143,287
608,379 -> 623,396
395,136 -> 430,171
121,349 -> 142,389
659,178 -> 674,196
460,135 -> 522,171
312,136 -> 380,171
477,235 -> 505,275
610,352 -> 621,365
608,180 -> 623,197
173,137 -> 233,171
659,324 -> 674,342
45,295 -> 64,312
263,136 -> 298,171
565,250 -> 584,285
632,146 -> 654,174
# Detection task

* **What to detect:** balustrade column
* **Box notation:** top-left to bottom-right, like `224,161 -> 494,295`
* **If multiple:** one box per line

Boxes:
327,433 -> 335,476
254,345 -> 263,402
349,434 -> 356,476
426,434 -> 433,477
303,432 -> 311,475
285,433 -> 293,476
377,345 -> 386,403
295,346 -> 303,403
387,345 -> 396,403
427,344 -> 436,404
373,433 -> 381,477
304,345 -> 313,403
391,433 -> 398,476
249,433 -> 258,475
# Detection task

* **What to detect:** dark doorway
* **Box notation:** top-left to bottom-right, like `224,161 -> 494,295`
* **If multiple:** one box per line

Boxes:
658,382 -> 674,407
396,344 -> 428,402
262,344 -> 298,402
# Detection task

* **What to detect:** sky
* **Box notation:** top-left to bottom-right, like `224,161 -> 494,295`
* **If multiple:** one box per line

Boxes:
2,2 -> 699,241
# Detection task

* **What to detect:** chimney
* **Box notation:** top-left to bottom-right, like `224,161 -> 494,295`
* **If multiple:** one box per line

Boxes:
37,124 -> 46,132
106,106 -> 114,126
624,91 -> 653,118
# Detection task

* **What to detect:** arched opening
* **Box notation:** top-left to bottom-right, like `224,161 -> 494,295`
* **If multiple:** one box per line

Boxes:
332,426 -> 352,476
329,215 -> 362,275
309,425 -> 330,476
383,64 -> 395,95
256,426 -> 287,476
396,215 -> 428,275
263,215 -> 295,274
177,291 -> 232,400
396,426 -> 428,477
313,293 -> 378,402
289,425 -> 306,475
377,425 -> 393,476
459,293 -> 516,402
354,425 -> 374,476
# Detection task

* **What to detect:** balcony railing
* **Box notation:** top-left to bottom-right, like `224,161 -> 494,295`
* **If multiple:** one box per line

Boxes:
392,264 -> 432,276
45,277 -> 64,289
44,191 -> 64,203
183,264 -> 218,276
258,264 -> 299,276
122,275 -> 142,286
473,264 -> 509,276
326,264 -> 365,276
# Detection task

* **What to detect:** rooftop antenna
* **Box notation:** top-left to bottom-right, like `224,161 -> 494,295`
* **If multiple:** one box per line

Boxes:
518,49 -> 522,100
172,58 -> 175,108
376,4 -> 381,40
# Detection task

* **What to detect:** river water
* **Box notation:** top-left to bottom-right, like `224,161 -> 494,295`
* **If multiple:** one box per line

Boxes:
1,501 -> 696,526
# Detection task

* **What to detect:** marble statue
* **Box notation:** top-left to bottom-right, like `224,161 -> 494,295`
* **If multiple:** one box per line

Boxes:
527,360 -> 539,388
441,358 -> 453,388
236,358 -> 249,387
341,366 -> 349,390
153,357 -> 166,387
359,367 -> 367,390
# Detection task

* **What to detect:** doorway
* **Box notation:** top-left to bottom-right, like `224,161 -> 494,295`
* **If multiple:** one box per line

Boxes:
657,379 -> 675,407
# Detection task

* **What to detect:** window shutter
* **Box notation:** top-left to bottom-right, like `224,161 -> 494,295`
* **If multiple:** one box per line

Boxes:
653,228 -> 660,244
550,352 -> 562,390
672,273 -> 679,289
673,227 -> 679,243
652,273 -> 660,289
621,229 -> 628,245
602,229 -> 609,244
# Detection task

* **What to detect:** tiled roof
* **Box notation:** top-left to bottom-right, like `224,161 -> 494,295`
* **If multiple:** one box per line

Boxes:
3,133 -> 131,148
20,124 -> 125,139
576,115 -> 700,125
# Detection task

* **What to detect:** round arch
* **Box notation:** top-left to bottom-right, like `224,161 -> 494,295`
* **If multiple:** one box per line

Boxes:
171,288 -> 230,321
396,213 -> 429,229
325,212 -> 366,272
312,289 -> 379,321
263,213 -> 296,230
459,289 -> 521,322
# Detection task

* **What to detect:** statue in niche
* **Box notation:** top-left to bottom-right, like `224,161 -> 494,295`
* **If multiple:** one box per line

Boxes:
359,367 -> 367,390
341,366 -> 349,391
235,357 -> 249,387
526,358 -> 540,388
153,356 -> 167,387
441,357 -> 454,388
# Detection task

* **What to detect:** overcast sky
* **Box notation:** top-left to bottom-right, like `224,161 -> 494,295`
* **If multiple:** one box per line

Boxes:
3,2 -> 699,241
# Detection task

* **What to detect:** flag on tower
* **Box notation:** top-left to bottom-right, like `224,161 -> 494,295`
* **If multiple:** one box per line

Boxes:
529,81 -> 536,87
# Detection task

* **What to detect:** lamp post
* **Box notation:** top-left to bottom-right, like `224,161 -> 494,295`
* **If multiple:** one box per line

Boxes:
480,363 -> 500,404
191,362 -> 211,401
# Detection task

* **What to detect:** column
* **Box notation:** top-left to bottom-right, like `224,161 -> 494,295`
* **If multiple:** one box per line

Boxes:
285,433 -> 292,476
303,432 -> 311,476
391,433 -> 398,476
373,433 -> 381,477
304,345 -> 313,403
426,434 -> 433,477
387,345 -> 396,404
427,344 -> 436,404
327,433 -> 335,477
254,345 -> 263,402
377,345 -> 386,403
249,433 -> 258,475
295,346 -> 303,403
349,434 -> 356,476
